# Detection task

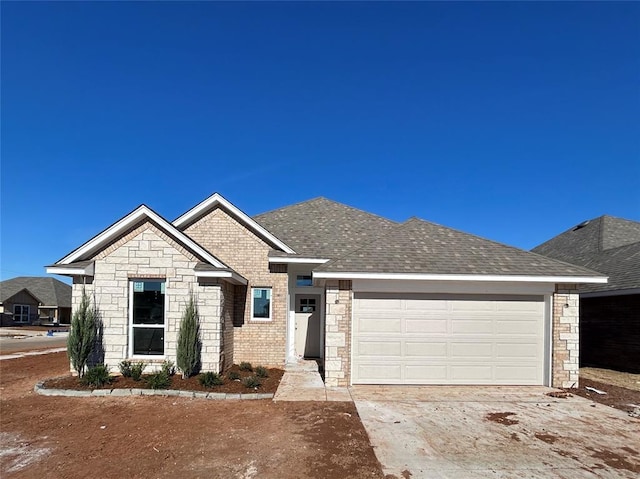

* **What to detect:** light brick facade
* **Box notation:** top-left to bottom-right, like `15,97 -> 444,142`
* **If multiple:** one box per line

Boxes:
183,208 -> 288,367
324,280 -> 352,387
72,221 -> 225,374
552,284 -> 580,388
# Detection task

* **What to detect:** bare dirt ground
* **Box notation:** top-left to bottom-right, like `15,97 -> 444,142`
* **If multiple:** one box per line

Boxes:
580,367 -> 640,392
0,352 -> 384,479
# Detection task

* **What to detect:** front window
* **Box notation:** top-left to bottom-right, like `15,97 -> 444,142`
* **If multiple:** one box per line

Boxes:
130,280 -> 165,356
251,287 -> 271,321
296,275 -> 313,287
13,305 -> 30,323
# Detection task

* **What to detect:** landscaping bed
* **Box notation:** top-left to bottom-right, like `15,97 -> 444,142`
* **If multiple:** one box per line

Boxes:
44,363 -> 284,395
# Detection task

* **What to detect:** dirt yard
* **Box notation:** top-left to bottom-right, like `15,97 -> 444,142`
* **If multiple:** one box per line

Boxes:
0,352 -> 384,479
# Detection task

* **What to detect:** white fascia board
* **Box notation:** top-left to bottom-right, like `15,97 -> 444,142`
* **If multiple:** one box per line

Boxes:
46,262 -> 94,276
312,271 -> 609,283
268,257 -> 330,264
194,270 -> 248,285
173,193 -> 296,254
57,206 -> 225,268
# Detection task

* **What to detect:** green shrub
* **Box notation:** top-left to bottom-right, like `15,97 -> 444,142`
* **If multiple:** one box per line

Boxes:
227,371 -> 240,381
119,360 -> 133,377
146,371 -> 170,390
242,376 -> 261,389
161,360 -> 176,377
255,366 -> 268,378
176,295 -> 201,379
130,362 -> 146,381
239,362 -> 253,372
199,372 -> 224,388
82,364 -> 112,388
67,288 -> 99,378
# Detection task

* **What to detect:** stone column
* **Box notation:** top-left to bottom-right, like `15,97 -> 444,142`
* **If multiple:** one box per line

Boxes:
324,280 -> 352,387
552,284 -> 580,388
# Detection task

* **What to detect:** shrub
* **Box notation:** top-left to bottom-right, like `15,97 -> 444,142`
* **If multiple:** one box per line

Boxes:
67,288 -> 99,378
255,366 -> 269,378
242,376 -> 261,389
176,295 -> 201,379
161,360 -> 176,377
146,371 -> 170,390
119,360 -> 133,377
227,371 -> 240,381
239,362 -> 253,372
130,362 -> 146,381
82,364 -> 111,388
199,372 -> 224,388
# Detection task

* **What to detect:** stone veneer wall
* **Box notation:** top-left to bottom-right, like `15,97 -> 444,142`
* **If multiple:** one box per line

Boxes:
552,284 -> 580,388
183,208 -> 288,366
324,280 -> 352,387
71,221 -> 224,374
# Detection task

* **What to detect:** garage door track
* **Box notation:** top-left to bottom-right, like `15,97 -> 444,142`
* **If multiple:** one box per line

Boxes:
352,386 -> 640,479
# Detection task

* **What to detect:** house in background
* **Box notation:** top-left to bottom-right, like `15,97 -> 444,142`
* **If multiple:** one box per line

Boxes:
533,215 -> 640,373
0,277 -> 72,326
47,193 -> 606,387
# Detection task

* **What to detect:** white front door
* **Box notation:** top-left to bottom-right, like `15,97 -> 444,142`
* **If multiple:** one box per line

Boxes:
295,294 -> 321,358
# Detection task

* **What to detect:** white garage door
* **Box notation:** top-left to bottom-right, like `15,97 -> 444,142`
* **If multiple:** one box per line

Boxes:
352,293 -> 546,385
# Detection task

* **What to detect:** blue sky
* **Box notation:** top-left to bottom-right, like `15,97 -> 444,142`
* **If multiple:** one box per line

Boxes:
1,1 -> 639,281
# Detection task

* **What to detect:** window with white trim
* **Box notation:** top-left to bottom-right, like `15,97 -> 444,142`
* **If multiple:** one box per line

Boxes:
130,280 -> 165,356
296,274 -> 313,287
13,305 -> 30,323
251,287 -> 272,321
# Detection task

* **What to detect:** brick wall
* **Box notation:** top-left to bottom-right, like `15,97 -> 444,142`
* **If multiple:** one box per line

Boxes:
324,280 -> 352,387
183,207 -> 288,367
72,221 -> 224,374
552,284 -> 579,388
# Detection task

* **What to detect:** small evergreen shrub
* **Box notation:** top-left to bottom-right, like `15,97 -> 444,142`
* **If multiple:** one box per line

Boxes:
119,360 -> 133,377
239,362 -> 253,372
227,371 -> 240,381
82,364 -> 112,388
67,288 -> 98,378
176,295 -> 201,379
242,376 -> 261,389
161,360 -> 176,377
146,371 -> 170,390
255,366 -> 268,378
130,362 -> 146,381
199,372 -> 224,388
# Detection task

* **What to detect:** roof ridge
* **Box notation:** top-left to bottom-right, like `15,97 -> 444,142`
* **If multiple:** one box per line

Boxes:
253,197 -> 329,218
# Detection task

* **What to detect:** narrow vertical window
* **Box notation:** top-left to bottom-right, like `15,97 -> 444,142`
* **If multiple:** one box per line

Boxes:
251,287 -> 272,321
130,280 -> 165,356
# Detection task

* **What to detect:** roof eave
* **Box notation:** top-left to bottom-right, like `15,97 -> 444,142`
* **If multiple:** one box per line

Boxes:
193,270 -> 248,285
312,272 -> 609,283
46,262 -> 95,277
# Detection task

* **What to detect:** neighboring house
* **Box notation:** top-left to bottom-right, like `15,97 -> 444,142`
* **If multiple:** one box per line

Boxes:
0,277 -> 72,326
532,215 -> 640,373
47,193 -> 606,387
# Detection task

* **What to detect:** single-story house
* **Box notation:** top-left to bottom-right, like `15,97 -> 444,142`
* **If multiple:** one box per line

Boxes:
532,215 -> 640,373
47,193 -> 607,387
0,276 -> 72,326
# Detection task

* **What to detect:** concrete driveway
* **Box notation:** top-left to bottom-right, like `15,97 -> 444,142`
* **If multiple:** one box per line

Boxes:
351,386 -> 640,479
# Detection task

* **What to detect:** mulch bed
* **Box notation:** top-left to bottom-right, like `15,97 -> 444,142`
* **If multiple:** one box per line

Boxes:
44,364 -> 284,395
565,378 -> 640,414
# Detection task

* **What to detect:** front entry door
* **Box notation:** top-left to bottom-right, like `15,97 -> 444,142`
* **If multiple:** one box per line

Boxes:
295,294 -> 321,358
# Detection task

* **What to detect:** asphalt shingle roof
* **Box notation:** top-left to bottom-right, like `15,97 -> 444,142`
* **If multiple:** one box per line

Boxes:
0,277 -> 72,307
532,215 -> 640,293
314,218 -> 604,277
253,197 -> 398,258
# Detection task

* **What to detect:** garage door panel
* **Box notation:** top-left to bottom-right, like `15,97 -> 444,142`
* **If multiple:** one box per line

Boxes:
358,317 -> 401,333
405,341 -> 447,357
405,318 -> 448,333
357,340 -> 402,357
352,294 -> 545,385
451,319 -> 493,334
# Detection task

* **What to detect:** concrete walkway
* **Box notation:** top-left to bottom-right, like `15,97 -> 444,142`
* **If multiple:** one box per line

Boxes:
273,359 -> 352,402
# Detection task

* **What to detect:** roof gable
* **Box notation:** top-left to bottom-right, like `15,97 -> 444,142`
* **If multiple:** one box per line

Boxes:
173,193 -> 295,254
0,277 -> 71,307
254,197 -> 398,259
315,218 -> 605,280
53,205 -> 227,269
